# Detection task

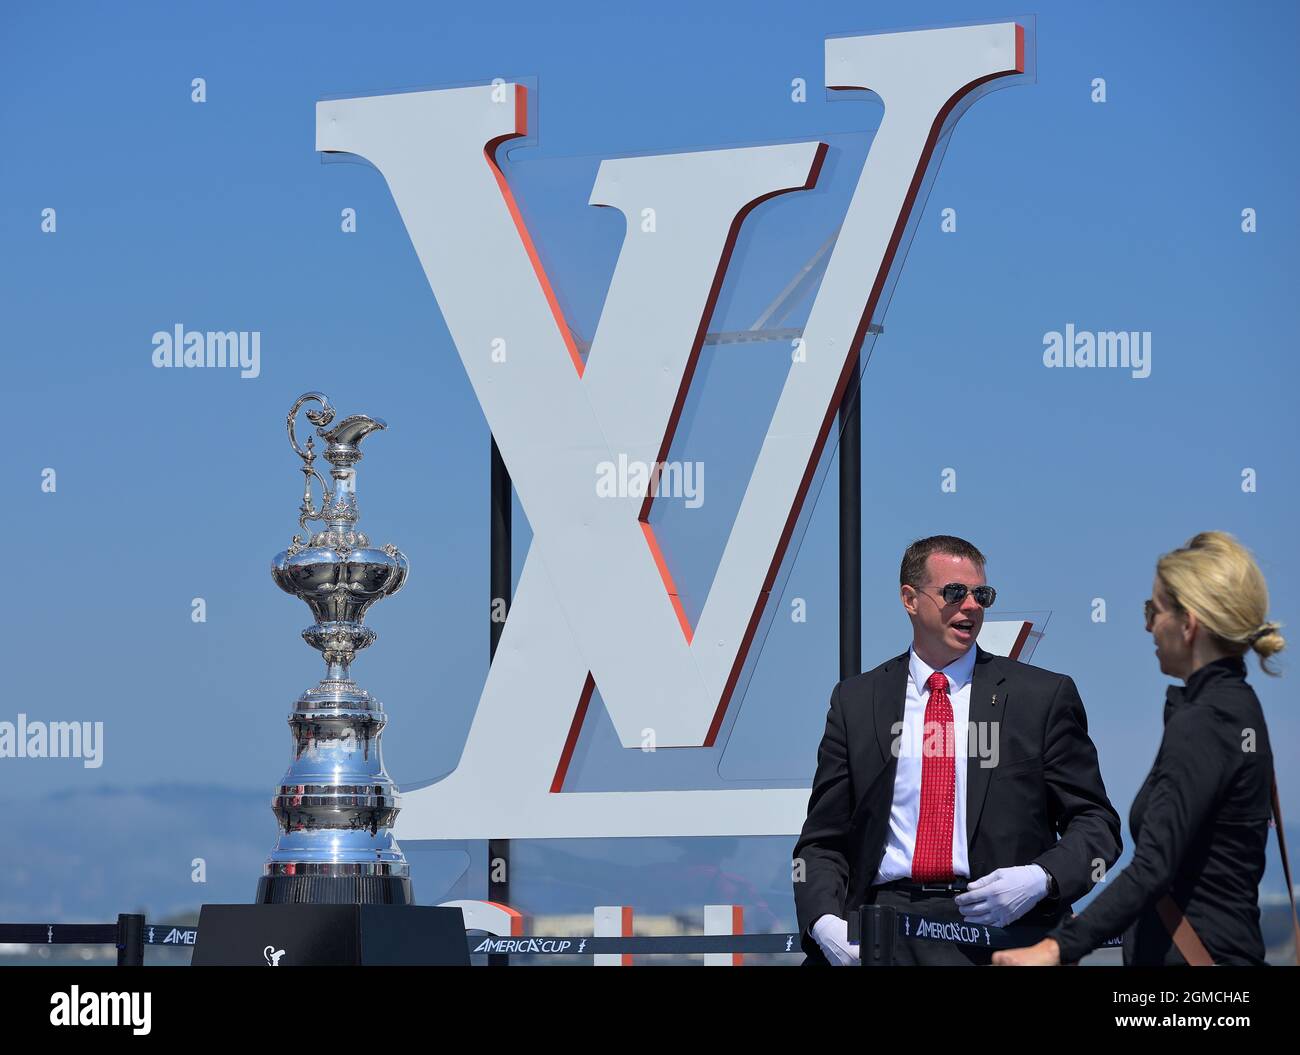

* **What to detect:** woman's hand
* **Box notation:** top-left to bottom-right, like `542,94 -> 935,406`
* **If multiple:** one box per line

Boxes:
992,937 -> 1061,966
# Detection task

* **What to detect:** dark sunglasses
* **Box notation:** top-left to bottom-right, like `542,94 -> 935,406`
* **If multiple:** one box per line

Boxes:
1143,598 -> 1175,629
919,582 -> 997,608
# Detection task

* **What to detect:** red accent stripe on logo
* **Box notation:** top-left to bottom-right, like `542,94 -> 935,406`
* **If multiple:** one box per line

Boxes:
484,84 -> 586,378
550,673 -> 596,792
1009,620 -> 1032,660
641,521 -> 693,643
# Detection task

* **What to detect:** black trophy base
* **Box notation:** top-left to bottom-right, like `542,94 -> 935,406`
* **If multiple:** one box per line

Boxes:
256,873 -> 413,906
192,904 -> 469,965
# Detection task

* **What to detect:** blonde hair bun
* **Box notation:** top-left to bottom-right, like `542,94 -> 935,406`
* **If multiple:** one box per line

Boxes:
1156,532 -> 1285,676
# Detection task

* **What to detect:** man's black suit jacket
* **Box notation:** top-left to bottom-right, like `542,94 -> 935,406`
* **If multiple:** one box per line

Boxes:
793,647 -> 1122,964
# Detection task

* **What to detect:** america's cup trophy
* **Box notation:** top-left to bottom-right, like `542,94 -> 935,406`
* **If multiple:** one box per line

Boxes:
258,391 -> 412,905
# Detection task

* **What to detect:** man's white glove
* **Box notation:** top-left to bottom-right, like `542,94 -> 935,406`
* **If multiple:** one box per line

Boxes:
811,914 -> 860,966
954,865 -> 1050,928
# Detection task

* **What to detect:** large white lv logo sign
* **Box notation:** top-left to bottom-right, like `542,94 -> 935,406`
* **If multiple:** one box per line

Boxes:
316,22 -> 1025,838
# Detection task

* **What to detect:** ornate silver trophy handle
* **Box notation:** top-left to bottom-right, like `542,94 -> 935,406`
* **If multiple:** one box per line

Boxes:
286,392 -> 336,540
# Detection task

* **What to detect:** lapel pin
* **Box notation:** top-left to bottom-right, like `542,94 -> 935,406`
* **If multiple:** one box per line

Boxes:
991,694 -> 998,707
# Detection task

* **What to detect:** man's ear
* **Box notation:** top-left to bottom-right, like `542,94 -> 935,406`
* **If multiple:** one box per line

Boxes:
901,585 -> 918,617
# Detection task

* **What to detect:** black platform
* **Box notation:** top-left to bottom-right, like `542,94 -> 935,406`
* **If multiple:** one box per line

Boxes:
191,904 -> 468,965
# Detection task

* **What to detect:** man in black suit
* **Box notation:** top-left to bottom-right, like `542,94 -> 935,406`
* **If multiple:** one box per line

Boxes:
793,535 -> 1121,965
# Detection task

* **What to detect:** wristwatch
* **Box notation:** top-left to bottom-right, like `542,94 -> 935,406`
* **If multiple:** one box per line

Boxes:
1041,865 -> 1059,899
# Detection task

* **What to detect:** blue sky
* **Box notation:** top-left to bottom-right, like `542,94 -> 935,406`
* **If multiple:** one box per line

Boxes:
2,0 -> 1297,929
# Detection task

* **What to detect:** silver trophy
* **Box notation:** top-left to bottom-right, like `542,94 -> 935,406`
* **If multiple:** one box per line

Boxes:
257,391 -> 412,905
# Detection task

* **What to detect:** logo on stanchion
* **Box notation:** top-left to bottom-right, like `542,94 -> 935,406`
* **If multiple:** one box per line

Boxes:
472,937 -> 578,955
910,916 -> 993,946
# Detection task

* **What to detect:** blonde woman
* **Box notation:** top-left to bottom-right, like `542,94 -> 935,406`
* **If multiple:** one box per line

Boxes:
995,532 -> 1285,966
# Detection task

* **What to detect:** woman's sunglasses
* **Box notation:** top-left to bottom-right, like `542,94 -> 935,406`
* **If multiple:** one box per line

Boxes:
920,583 -> 997,608
1143,598 -> 1170,629
1144,596 -> 1182,629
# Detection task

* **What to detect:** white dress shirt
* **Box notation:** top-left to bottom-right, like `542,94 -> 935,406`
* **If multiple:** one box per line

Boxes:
873,643 -> 976,884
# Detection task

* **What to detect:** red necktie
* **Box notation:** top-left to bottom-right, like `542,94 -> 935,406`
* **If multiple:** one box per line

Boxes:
912,671 -> 955,882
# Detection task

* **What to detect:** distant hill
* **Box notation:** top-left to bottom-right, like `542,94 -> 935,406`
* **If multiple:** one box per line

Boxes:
0,783 -> 271,923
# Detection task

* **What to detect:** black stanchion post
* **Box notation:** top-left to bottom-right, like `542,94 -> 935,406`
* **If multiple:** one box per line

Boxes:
838,353 -> 861,682
857,904 -> 896,967
489,435 -> 512,967
116,913 -> 145,966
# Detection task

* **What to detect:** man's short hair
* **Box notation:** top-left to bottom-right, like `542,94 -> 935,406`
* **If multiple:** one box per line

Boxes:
899,535 -> 987,587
